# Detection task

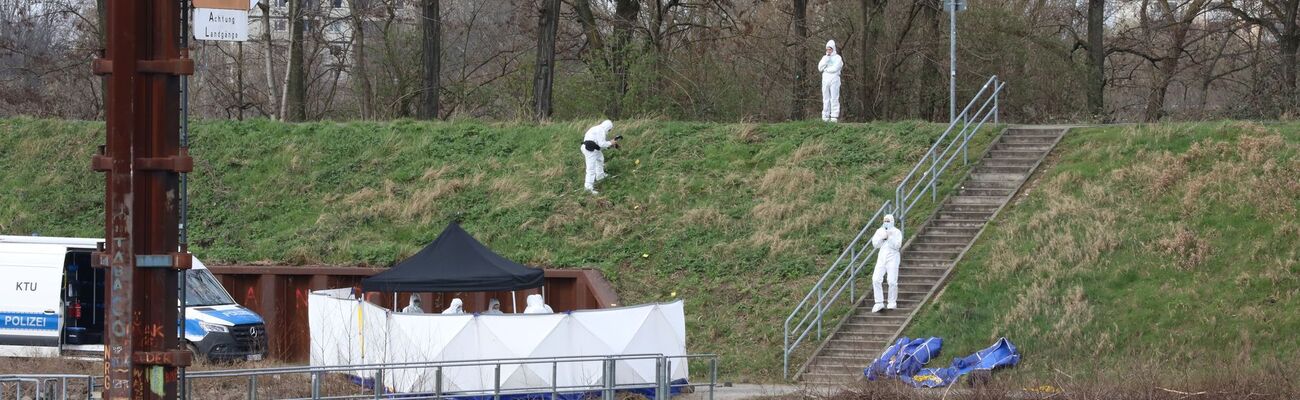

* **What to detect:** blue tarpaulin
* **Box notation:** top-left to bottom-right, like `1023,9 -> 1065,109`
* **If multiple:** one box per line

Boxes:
865,337 -> 1020,388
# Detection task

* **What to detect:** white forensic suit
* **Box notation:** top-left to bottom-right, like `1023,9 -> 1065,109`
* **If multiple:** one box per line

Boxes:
442,298 -> 465,315
401,296 -> 424,314
818,40 -> 844,122
523,294 -> 554,314
580,120 -> 616,194
483,298 -> 504,315
870,214 -> 903,312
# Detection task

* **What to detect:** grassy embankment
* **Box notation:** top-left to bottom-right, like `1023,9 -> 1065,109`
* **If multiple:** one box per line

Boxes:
0,117 -> 993,381
905,122 -> 1300,386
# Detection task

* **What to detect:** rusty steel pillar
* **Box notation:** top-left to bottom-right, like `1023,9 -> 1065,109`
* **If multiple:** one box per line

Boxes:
91,0 -> 195,396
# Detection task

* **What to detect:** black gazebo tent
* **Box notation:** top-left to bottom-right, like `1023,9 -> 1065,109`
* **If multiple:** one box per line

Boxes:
360,222 -> 544,293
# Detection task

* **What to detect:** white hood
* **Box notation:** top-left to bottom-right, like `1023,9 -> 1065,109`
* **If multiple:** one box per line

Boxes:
826,40 -> 837,56
442,298 -> 464,314
523,294 -> 553,314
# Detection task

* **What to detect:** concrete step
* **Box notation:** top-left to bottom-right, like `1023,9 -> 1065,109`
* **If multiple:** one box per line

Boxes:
822,340 -> 890,353
899,267 -> 950,279
923,225 -> 983,236
958,187 -> 1014,197
800,371 -> 862,383
936,210 -> 993,221
840,313 -> 910,324
992,142 -> 1053,151
1003,128 -> 1062,135
940,203 -> 999,213
948,195 -> 1007,205
903,249 -> 960,260
821,331 -> 894,342
914,231 -> 977,241
974,165 -> 1032,175
988,149 -> 1048,159
804,363 -> 867,373
968,172 -> 1026,183
846,314 -> 913,326
909,242 -> 967,252
855,298 -> 922,309
963,179 -> 1020,189
902,258 -> 953,267
981,157 -> 1039,167
999,135 -> 1059,144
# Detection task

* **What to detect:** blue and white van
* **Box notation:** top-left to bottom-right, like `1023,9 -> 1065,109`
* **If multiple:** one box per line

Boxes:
0,236 -> 268,361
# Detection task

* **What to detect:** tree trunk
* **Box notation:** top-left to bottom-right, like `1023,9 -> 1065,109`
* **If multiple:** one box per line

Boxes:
237,41 -> 245,120
1280,35 -> 1298,110
859,0 -> 886,120
348,0 -> 373,119
1086,0 -> 1105,117
607,0 -> 641,119
285,0 -> 307,121
259,1 -> 278,120
533,0 -> 560,120
419,0 -> 440,120
1143,22 -> 1191,122
791,0 -> 808,120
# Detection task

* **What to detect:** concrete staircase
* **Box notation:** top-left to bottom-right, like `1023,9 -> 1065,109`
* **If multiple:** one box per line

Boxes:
796,127 -> 1067,384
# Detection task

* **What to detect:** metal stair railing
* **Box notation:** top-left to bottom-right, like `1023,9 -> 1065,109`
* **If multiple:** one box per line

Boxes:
782,75 -> 1005,379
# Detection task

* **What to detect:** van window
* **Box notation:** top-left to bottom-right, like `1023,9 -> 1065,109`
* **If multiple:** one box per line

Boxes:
185,270 -> 236,307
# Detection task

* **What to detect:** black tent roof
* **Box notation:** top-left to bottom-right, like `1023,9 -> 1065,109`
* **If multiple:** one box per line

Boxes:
360,222 -> 544,292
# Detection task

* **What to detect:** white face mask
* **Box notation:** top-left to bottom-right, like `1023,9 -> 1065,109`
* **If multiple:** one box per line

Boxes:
883,221 -> 894,230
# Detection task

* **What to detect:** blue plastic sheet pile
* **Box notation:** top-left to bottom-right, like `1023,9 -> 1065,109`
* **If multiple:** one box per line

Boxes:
864,337 -> 1019,388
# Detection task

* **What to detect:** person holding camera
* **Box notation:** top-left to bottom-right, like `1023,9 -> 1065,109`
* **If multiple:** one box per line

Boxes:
870,214 -> 903,313
818,39 -> 843,122
580,120 -> 619,195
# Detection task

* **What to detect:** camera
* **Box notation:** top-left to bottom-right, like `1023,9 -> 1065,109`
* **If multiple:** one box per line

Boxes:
612,135 -> 624,149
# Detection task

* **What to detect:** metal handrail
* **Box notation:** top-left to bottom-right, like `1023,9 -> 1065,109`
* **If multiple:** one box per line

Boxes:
783,75 -> 1004,379
1,353 -> 718,400
0,374 -> 99,400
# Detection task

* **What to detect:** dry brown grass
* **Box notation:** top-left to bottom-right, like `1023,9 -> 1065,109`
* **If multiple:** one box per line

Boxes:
734,123 -> 765,144
1154,223 -> 1214,270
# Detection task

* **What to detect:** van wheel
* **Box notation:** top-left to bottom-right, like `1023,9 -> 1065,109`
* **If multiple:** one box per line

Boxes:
186,343 -> 204,364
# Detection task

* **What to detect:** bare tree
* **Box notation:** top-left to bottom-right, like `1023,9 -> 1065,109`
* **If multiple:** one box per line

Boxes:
1087,0 -> 1106,117
791,0 -> 808,120
284,0 -> 307,121
1217,0 -> 1300,110
420,0 -> 440,120
533,0 -> 560,120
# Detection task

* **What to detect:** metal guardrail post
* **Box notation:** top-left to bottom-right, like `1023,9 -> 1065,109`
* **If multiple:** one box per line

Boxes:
311,371 -> 320,399
248,375 -> 257,400
655,358 -> 664,400
994,82 -> 1000,124
709,357 -> 717,400
493,364 -> 501,400
551,361 -> 558,400
435,366 -> 443,399
815,288 -> 823,339
373,368 -> 384,399
602,358 -> 614,400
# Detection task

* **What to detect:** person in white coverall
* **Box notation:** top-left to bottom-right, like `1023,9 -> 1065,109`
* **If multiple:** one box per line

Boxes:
442,298 -> 465,314
401,296 -> 424,313
483,298 -> 504,315
580,120 -> 619,195
523,294 -> 554,314
870,214 -> 903,312
818,40 -> 844,122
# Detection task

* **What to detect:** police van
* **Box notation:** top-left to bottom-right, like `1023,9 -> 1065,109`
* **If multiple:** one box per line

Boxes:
0,235 -> 268,361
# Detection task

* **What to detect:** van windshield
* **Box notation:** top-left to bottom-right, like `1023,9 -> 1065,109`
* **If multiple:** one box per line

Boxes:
184,270 -> 236,307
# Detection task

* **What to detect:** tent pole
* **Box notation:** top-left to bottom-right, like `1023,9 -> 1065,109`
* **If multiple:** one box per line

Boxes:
394,292 -> 398,311
511,291 -> 517,313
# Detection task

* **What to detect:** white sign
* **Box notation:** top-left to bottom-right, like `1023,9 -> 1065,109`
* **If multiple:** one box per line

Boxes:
193,8 -> 249,42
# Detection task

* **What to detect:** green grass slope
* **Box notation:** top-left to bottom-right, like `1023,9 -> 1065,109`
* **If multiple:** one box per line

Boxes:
0,117 -> 993,379
906,122 -> 1300,380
